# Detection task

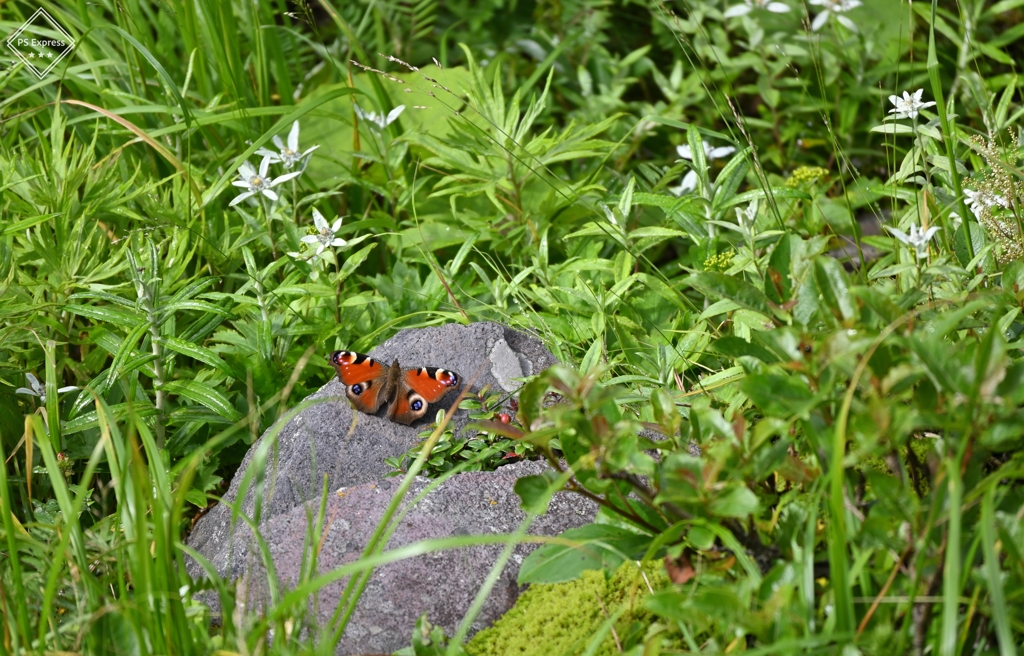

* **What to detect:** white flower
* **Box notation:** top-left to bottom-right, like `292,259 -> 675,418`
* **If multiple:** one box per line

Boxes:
964,188 -> 1009,217
15,373 -> 77,404
300,208 -> 346,255
354,103 -> 405,130
256,120 -> 319,171
885,223 -> 940,260
677,142 -> 737,161
669,171 -> 698,196
887,89 -> 936,120
229,156 -> 302,206
809,0 -> 862,31
669,142 -> 736,196
724,0 -> 790,17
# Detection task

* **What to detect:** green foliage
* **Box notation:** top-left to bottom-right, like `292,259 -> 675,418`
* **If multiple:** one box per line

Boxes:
3,0 -> 1024,652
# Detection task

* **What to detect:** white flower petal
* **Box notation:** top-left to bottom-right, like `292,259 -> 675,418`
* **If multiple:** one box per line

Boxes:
385,105 -> 406,126
256,147 -> 280,159
331,218 -> 343,233
231,180 -> 251,188
239,161 -> 257,177
723,5 -> 752,16
767,2 -> 790,11
57,386 -> 78,393
230,191 -> 255,206
836,14 -> 857,30
261,189 -> 279,201
884,225 -> 911,245
331,238 -> 347,247
312,208 -> 328,231
259,155 -> 272,177
811,10 -> 829,30
288,120 -> 300,151
710,146 -> 736,159
15,387 -> 39,396
677,144 -> 693,160
679,170 -> 698,194
273,171 -> 302,185
302,144 -> 321,157
272,135 -> 287,150
301,235 -> 320,244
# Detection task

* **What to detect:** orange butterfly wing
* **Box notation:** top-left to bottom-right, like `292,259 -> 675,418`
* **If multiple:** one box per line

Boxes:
387,366 -> 461,425
328,351 -> 389,414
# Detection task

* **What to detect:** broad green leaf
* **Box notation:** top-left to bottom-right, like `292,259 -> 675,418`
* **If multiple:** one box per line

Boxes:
158,336 -> 235,379
687,272 -> 772,316
160,380 -> 242,422
517,524 -> 651,584
65,304 -> 145,328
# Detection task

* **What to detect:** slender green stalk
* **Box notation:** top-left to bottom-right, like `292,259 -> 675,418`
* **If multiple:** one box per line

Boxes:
938,453 -> 963,656
927,0 -> 974,262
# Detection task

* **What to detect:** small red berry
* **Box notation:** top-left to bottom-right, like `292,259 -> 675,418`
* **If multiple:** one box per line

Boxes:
497,412 -> 511,424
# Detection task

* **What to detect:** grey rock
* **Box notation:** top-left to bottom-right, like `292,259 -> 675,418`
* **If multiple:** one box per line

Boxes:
186,323 -> 592,654
240,460 -> 597,655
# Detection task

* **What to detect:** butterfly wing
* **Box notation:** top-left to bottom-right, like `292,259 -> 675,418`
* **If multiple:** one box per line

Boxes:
328,351 -> 389,414
387,366 -> 462,425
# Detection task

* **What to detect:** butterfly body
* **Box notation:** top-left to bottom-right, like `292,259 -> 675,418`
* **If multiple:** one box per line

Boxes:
328,350 -> 461,424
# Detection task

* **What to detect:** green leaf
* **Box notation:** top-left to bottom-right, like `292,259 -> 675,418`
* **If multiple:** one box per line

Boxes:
64,304 -> 145,328
160,380 -> 242,422
953,222 -> 995,272
709,485 -> 760,518
158,336 -> 236,379
869,123 -> 917,135
813,258 -> 856,322
517,524 -> 651,584
687,272 -> 772,317
710,336 -> 779,363
739,374 -> 818,418
513,472 -> 560,515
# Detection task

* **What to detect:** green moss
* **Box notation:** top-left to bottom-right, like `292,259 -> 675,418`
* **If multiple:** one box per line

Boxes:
467,562 -> 669,656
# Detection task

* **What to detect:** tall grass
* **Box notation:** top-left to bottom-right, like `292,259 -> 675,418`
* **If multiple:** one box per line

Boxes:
3,0 -> 1024,653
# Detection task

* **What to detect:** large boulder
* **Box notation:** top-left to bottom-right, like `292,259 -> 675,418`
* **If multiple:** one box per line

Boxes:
247,459 -> 596,654
187,322 -> 597,654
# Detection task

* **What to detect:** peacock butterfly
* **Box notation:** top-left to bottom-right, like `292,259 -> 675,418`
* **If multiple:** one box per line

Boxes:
327,350 -> 461,425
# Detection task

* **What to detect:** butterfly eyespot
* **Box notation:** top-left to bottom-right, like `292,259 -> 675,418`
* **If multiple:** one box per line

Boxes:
351,383 -> 363,395
411,399 -> 423,411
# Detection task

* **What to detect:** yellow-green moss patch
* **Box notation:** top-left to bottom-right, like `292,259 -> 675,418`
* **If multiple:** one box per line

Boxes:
467,562 -> 669,656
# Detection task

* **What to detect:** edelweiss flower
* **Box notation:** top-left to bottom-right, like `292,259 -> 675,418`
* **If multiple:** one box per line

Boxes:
256,120 -> 319,170
354,103 -> 405,130
887,89 -> 936,120
724,0 -> 790,17
300,208 -> 346,255
964,188 -> 1009,217
809,0 -> 862,31
886,223 -> 940,260
669,142 -> 737,196
229,156 -> 302,206
15,373 -> 77,404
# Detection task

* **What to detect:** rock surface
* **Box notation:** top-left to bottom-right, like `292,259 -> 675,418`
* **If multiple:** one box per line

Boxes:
186,322 -> 595,654
249,459 -> 595,654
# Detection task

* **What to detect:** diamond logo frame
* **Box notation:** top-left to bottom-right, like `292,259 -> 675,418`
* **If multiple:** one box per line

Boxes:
7,8 -> 76,79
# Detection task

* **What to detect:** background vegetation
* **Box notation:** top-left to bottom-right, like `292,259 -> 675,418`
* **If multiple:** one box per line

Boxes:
2,0 -> 1024,653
